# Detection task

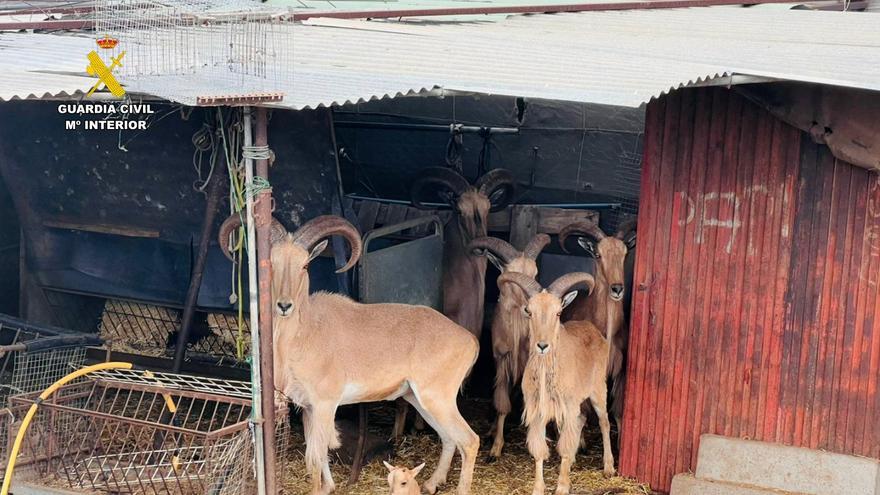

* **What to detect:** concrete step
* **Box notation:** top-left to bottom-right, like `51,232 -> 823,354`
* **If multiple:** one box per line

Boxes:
671,474 -> 806,495
695,434 -> 880,495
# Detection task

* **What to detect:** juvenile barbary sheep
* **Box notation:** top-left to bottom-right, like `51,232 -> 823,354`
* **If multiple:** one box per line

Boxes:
384,461 -> 425,495
468,234 -> 550,460
499,272 -> 615,495
218,215 -> 480,495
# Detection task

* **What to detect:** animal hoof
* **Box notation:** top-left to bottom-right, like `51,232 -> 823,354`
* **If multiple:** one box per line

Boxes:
485,454 -> 498,464
554,487 -> 570,495
603,467 -> 617,478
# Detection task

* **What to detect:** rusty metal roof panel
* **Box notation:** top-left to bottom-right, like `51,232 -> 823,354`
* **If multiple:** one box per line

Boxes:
0,8 -> 878,108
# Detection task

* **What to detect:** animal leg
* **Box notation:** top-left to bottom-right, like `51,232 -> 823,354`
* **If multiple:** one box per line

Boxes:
489,355 -> 512,460
610,369 -> 626,450
304,403 -> 339,495
555,413 -> 586,495
590,390 -> 616,477
526,419 -> 549,495
391,398 -> 408,440
404,393 -> 454,494
408,392 -> 479,495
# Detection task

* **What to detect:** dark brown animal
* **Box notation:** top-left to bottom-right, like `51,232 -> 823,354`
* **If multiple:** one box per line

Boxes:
410,167 -> 516,339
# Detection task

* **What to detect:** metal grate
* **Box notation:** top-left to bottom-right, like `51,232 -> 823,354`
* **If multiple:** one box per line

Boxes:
100,300 -> 179,357
96,0 -> 292,105
96,298 -> 251,365
604,147 -> 643,232
0,315 -> 97,480
10,373 -> 288,495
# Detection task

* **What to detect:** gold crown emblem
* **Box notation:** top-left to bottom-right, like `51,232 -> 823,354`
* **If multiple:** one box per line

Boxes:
96,37 -> 119,49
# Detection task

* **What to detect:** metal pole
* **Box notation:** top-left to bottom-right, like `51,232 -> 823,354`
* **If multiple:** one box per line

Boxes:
243,107 -> 268,495
254,106 -> 278,494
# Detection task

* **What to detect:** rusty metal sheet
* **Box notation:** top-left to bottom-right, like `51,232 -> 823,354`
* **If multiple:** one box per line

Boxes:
621,86 -> 880,493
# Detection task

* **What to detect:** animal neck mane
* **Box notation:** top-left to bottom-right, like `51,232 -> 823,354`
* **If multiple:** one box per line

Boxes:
591,269 -> 623,342
524,337 -> 565,425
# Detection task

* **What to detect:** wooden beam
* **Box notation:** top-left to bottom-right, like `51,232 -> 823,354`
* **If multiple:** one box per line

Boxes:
43,220 -> 160,238
489,206 -> 599,234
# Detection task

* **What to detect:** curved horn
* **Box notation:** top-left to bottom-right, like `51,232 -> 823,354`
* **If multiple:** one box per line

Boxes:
217,215 -> 243,262
409,167 -> 470,210
523,233 -> 551,260
217,214 -> 288,262
476,168 -> 516,212
615,217 -> 637,240
558,221 -> 607,253
548,272 -> 596,299
291,215 -> 362,273
497,272 -> 543,299
468,236 -> 520,265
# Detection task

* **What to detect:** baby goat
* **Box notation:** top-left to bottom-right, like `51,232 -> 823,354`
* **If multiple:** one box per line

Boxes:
384,461 -> 425,495
468,234 -> 550,460
499,272 -> 615,495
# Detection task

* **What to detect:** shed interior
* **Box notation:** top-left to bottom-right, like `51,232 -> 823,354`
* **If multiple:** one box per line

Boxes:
1,80 -> 878,494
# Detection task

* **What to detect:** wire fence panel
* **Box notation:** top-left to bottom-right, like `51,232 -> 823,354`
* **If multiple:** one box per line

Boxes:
10,373 -> 288,494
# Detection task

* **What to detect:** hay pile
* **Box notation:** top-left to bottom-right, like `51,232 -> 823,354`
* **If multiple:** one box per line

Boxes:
281,399 -> 650,494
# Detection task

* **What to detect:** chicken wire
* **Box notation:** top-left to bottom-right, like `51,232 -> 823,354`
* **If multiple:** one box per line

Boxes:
9,371 -> 288,495
95,0 -> 292,105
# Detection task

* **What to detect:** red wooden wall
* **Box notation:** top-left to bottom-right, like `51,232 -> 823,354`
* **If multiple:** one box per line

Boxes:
620,86 -> 880,492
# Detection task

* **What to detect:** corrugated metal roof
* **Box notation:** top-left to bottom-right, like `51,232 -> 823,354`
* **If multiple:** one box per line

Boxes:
0,7 -> 878,108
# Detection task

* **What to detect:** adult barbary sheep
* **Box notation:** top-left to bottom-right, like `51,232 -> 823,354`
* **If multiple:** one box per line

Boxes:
499,271 -> 615,495
410,167 -> 516,339
468,234 -> 550,460
218,214 -> 480,495
559,220 -> 634,436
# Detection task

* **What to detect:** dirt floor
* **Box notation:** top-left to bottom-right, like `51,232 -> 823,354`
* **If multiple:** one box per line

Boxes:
281,398 -> 650,494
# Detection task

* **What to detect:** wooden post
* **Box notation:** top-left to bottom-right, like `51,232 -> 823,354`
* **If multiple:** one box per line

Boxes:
508,205 -> 540,250
254,106 -> 278,493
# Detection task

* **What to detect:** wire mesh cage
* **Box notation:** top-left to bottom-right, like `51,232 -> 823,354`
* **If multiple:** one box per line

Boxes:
95,297 -> 251,365
95,0 -> 292,106
0,314 -> 101,478
9,369 -> 288,494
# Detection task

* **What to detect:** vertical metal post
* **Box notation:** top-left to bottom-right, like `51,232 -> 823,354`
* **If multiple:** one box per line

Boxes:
243,107 -> 267,495
254,106 -> 278,493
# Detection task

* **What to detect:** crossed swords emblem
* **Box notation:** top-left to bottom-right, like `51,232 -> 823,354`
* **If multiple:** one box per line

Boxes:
86,50 -> 127,98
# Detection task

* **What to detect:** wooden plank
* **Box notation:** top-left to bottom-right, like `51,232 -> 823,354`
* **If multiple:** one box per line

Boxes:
384,204 -> 409,226
42,220 -> 160,238
620,93 -> 665,480
508,205 -> 540,251
355,201 -> 381,233
488,206 -> 597,234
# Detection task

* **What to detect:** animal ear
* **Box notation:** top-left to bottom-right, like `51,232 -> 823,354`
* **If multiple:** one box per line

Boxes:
383,460 -> 395,472
486,251 -> 506,272
561,290 -> 579,310
308,239 -> 329,263
488,187 -> 507,208
412,462 -> 426,477
577,237 -> 598,258
438,190 -> 458,209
